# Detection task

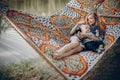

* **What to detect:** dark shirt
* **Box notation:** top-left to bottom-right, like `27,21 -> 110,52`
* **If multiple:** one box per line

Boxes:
90,25 -> 105,41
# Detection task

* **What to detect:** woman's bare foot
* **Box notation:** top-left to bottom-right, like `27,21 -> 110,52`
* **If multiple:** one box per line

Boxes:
53,53 -> 62,60
52,51 -> 62,60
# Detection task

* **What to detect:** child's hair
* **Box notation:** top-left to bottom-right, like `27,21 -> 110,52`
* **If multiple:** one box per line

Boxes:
85,12 -> 106,31
85,12 -> 99,26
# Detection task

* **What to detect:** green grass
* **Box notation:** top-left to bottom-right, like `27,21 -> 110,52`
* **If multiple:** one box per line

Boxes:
0,59 -> 64,80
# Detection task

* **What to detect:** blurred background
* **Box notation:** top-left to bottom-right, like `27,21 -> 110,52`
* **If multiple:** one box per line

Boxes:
0,0 -> 69,79
8,0 -> 69,16
0,0 -> 70,65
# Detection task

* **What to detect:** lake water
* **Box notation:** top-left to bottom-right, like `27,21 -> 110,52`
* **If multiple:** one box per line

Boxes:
8,0 -> 69,16
0,0 -> 69,65
0,28 -> 41,65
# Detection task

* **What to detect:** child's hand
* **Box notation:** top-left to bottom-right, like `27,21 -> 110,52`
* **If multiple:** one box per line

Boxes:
96,30 -> 99,33
95,30 -> 99,37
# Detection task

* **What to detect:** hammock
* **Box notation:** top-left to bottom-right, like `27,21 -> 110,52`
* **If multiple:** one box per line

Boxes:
0,0 -> 120,80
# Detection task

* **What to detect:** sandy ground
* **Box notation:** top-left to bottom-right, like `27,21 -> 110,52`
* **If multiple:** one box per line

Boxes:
0,28 -> 40,65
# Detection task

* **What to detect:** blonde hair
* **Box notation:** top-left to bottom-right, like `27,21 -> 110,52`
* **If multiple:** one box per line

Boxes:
85,12 -> 99,26
85,12 -> 106,31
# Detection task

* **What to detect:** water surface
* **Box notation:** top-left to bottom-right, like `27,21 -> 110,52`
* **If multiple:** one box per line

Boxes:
8,0 -> 69,16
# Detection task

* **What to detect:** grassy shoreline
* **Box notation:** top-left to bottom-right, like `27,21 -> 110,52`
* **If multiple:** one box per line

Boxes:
0,58 -> 63,80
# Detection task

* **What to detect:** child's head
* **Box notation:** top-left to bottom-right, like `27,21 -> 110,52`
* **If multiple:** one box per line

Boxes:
80,24 -> 90,33
78,21 -> 90,33
86,12 -> 99,26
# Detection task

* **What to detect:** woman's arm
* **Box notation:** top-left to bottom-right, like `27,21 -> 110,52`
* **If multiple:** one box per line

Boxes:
86,34 -> 99,41
70,22 -> 81,35
78,33 -> 100,41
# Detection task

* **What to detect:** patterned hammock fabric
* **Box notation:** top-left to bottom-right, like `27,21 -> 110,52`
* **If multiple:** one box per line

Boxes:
0,0 -> 120,80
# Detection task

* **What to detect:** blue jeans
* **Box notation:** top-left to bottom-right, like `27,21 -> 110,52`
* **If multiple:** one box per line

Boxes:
83,41 -> 104,52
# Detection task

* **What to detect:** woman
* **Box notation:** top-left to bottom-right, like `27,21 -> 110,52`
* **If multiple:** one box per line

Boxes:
53,12 -> 105,60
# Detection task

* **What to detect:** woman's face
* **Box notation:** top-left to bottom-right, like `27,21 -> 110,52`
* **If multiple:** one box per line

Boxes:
87,14 -> 95,25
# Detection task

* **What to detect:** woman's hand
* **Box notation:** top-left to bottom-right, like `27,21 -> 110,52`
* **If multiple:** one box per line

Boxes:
86,34 -> 100,41
77,32 -> 86,39
70,21 -> 82,35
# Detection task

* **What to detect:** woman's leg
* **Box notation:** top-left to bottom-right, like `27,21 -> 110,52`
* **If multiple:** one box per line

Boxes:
55,45 -> 83,59
56,42 -> 79,54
